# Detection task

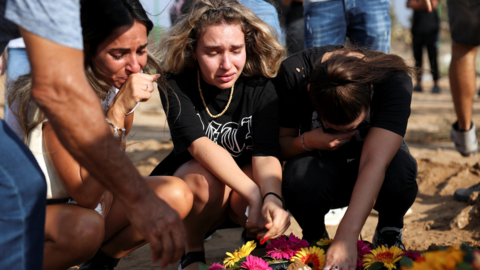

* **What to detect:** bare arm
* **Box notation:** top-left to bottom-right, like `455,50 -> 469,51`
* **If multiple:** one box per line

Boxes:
188,137 -> 264,228
252,156 -> 290,240
279,126 -> 356,160
20,28 -> 185,267
407,0 -> 436,11
323,127 -> 403,269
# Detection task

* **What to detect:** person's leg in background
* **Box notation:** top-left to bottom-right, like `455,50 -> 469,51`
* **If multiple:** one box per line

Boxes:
347,0 -> 391,53
238,0 -> 284,44
303,0 -> 346,48
450,43 -> 478,134
447,0 -> 480,159
412,32 -> 424,92
5,47 -> 30,116
286,15 -> 304,54
0,120 -> 46,270
425,31 -> 440,93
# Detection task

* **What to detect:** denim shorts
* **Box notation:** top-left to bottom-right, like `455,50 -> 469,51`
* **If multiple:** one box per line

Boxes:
304,0 -> 391,53
447,0 -> 480,46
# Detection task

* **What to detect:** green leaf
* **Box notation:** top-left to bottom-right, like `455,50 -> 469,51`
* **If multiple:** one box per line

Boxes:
367,261 -> 385,270
233,257 -> 247,268
461,243 -> 475,264
399,256 -> 413,267
456,262 -> 475,270
199,264 -> 211,270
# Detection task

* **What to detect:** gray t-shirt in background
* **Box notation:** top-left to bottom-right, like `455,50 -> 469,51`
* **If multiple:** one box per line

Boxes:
0,0 -> 83,52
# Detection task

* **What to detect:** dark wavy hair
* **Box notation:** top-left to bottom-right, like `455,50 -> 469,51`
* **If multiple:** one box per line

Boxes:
309,46 -> 418,125
8,0 -> 166,140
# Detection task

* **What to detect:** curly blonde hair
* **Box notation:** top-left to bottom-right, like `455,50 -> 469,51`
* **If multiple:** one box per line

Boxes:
157,0 -> 286,78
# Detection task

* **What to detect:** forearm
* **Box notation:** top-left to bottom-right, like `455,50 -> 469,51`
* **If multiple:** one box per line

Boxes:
252,156 -> 283,198
336,128 -> 402,240
22,28 -> 149,208
335,160 -> 386,240
106,107 -> 133,150
189,137 -> 262,203
279,134 -> 309,160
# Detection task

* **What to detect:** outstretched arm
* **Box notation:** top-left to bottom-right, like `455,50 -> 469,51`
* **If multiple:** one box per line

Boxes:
20,28 -> 185,268
323,127 -> 403,270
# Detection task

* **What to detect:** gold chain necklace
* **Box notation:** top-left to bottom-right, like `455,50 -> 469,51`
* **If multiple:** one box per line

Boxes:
197,69 -> 235,118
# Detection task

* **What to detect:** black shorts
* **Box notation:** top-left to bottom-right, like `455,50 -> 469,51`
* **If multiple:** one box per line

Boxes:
447,0 -> 480,46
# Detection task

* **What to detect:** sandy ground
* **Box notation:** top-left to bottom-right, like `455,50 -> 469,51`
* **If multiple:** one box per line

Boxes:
1,64 -> 480,270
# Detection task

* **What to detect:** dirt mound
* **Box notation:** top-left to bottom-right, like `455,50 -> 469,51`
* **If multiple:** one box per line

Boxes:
401,159 -> 480,251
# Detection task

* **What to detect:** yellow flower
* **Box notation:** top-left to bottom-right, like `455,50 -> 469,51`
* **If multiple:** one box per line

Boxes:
363,246 -> 404,270
406,248 -> 464,270
316,238 -> 332,246
291,246 -> 326,270
223,240 -> 257,267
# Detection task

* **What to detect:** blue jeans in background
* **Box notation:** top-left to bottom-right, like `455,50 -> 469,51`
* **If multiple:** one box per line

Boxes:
5,47 -> 31,116
238,0 -> 284,44
304,0 -> 391,53
0,120 -> 46,270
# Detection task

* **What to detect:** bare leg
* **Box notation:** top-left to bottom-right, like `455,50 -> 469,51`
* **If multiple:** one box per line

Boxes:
100,176 -> 193,258
450,42 -> 479,130
44,204 -> 104,270
174,159 -> 232,270
176,161 -> 259,270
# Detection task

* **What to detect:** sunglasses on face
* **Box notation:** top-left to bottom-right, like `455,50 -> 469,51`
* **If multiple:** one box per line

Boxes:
319,119 -> 371,134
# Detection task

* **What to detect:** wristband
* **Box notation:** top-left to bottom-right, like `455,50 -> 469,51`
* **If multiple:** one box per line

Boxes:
301,132 -> 313,151
263,192 -> 286,210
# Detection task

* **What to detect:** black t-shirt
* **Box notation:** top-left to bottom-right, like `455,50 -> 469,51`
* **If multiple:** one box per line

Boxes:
272,45 -> 413,157
151,67 -> 280,176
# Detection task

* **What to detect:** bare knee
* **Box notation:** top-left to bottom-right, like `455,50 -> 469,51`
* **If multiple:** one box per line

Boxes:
60,211 -> 104,262
176,161 -> 227,206
149,176 -> 194,219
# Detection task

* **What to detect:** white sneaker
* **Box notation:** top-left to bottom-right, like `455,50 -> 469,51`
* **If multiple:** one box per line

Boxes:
325,207 -> 347,226
451,122 -> 478,157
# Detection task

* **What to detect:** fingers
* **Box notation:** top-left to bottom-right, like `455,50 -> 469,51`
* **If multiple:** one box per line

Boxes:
171,221 -> 186,264
260,206 -> 290,243
149,233 -> 163,266
159,231 -> 174,268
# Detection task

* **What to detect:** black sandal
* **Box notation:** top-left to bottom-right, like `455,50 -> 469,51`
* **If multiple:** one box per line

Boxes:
179,251 -> 206,270
79,249 -> 120,270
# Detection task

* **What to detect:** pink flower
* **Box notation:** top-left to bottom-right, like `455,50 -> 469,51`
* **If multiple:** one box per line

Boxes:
356,240 -> 372,269
266,234 -> 309,260
403,251 -> 421,262
241,255 -> 272,270
473,250 -> 480,270
266,248 -> 297,260
208,262 -> 225,270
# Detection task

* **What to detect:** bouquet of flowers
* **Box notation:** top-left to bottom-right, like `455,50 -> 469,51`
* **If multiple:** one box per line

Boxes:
199,234 -> 480,270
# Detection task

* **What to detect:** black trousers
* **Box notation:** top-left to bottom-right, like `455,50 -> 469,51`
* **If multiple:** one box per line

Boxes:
412,31 -> 439,83
282,141 -> 418,241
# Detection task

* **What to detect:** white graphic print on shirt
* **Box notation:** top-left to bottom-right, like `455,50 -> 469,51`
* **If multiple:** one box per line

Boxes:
198,114 -> 253,157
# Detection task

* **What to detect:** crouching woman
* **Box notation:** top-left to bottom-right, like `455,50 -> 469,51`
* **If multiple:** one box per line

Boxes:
273,45 -> 418,270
